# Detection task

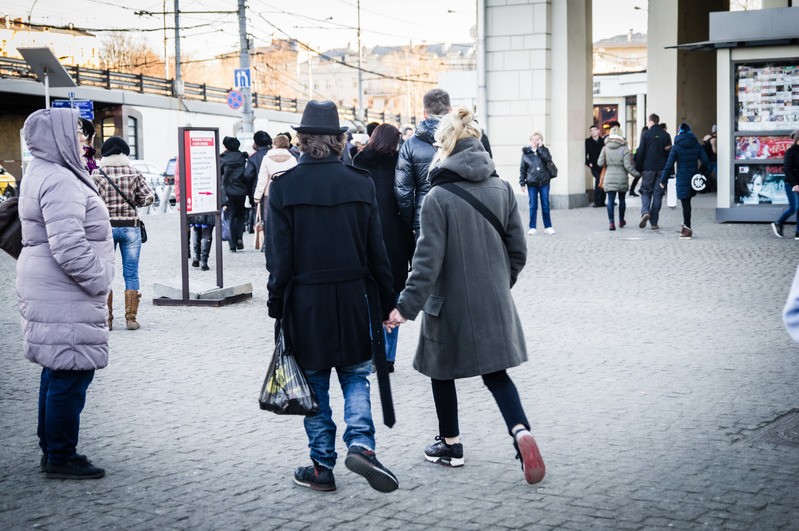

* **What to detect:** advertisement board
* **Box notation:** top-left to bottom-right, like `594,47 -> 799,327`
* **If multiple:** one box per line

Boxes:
735,62 -> 799,132
182,129 -> 218,214
735,136 -> 795,160
734,164 -> 787,205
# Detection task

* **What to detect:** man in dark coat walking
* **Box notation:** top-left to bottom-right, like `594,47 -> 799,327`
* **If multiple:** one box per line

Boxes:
220,137 -> 251,251
265,100 -> 399,494
585,124 -> 606,207
243,131 -> 272,233
635,113 -> 672,229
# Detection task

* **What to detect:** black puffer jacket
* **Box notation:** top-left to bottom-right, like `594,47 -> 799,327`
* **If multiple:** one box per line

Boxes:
395,118 -> 438,231
220,150 -> 251,197
519,146 -> 554,186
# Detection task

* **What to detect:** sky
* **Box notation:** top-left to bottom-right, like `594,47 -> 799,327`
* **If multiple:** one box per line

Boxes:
7,0 -> 648,59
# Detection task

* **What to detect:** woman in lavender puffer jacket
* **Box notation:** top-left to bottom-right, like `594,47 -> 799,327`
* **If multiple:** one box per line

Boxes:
17,108 -> 115,480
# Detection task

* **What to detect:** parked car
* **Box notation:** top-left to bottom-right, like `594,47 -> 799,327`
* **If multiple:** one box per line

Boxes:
130,159 -> 175,207
0,164 -> 17,202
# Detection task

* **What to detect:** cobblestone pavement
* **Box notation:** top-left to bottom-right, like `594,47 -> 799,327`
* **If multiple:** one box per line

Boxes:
2,194 -> 798,530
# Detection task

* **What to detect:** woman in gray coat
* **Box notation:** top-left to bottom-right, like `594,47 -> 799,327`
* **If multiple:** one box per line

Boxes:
388,107 -> 545,485
597,127 -> 640,230
17,108 -> 115,480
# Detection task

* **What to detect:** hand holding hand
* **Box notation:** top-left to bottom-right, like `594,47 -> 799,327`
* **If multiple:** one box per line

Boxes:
384,309 -> 407,333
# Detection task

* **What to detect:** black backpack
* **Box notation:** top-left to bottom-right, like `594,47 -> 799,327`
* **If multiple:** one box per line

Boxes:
0,197 -> 22,259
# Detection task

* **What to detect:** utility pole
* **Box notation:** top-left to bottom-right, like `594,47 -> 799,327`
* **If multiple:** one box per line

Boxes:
173,0 -> 183,96
163,0 -> 169,79
356,0 -> 363,122
237,0 -> 253,133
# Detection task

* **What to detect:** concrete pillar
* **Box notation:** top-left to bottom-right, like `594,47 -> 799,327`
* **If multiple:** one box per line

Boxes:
485,0 -> 591,209
647,0 -> 729,137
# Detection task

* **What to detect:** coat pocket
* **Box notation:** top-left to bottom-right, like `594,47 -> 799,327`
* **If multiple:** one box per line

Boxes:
423,295 -> 444,316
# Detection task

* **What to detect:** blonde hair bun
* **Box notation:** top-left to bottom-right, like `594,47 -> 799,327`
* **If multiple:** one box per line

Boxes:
433,106 -> 482,163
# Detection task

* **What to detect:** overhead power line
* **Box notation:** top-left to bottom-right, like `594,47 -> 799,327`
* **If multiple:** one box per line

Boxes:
253,12 -> 435,85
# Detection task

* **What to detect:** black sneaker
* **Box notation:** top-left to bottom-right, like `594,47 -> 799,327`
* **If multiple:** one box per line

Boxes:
513,431 -> 545,485
424,436 -> 464,467
387,362 -> 394,373
293,462 -> 336,492
236,239 -> 244,250
191,259 -> 200,268
772,222 -> 784,238
344,446 -> 399,493
45,454 -> 105,480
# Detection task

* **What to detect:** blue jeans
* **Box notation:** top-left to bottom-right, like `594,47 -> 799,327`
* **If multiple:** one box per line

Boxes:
776,181 -> 799,230
302,360 -> 376,469
37,368 -> 95,464
639,171 -> 665,226
112,226 -> 142,290
606,191 -> 626,224
383,293 -> 400,363
527,183 -> 551,229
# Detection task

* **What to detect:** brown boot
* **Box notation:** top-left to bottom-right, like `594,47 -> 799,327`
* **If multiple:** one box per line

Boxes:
124,290 -> 141,330
107,291 -> 113,331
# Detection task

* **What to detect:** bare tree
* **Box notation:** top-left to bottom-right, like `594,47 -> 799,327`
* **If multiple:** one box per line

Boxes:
99,33 -> 163,76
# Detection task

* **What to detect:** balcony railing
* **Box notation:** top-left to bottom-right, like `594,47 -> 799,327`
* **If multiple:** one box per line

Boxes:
0,57 -> 408,125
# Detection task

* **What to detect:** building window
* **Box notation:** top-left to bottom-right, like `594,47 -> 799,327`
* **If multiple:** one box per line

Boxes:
625,96 -> 638,146
101,117 -> 115,145
127,116 -> 138,159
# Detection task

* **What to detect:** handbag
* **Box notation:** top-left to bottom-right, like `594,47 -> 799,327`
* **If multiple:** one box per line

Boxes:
598,166 -> 607,189
98,169 -> 148,243
0,197 -> 22,259
546,159 -> 558,179
254,221 -> 263,250
259,324 -> 319,416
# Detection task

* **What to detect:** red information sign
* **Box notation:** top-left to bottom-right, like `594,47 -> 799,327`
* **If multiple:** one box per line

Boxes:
181,129 -> 218,214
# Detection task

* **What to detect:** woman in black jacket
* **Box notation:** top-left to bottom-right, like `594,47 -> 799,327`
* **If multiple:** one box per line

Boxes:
519,132 -> 556,235
772,130 -> 799,239
353,124 -> 414,372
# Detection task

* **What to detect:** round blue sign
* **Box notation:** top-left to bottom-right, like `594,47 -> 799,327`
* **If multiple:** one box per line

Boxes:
227,90 -> 244,110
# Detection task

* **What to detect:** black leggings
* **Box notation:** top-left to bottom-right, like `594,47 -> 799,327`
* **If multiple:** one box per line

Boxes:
681,197 -> 692,228
431,370 -> 529,438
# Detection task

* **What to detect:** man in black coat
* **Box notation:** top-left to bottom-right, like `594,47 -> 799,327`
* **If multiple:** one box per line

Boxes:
243,131 -> 272,233
265,100 -> 399,494
634,113 -> 672,229
585,125 -> 605,207
219,137 -> 251,251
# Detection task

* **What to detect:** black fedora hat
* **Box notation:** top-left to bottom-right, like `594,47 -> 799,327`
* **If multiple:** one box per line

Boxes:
292,100 -> 348,135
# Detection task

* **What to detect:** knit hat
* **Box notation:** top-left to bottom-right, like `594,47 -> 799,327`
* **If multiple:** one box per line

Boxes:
253,130 -> 272,147
223,136 -> 241,151
678,122 -> 691,134
790,130 -> 799,141
101,136 -> 130,157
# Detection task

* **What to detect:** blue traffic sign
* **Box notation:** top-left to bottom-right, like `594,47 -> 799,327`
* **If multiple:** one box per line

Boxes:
52,99 -> 94,120
234,68 -> 251,89
227,90 -> 244,110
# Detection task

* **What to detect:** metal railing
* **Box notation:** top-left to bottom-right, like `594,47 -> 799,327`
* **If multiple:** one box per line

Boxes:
0,57 -> 406,125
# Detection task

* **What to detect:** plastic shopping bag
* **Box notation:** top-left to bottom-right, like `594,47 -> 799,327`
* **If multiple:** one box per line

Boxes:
259,327 -> 319,416
221,208 -> 231,241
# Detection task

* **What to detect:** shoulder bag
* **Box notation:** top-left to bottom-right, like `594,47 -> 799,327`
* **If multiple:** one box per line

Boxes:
0,197 -> 22,259
98,168 -> 148,243
439,182 -> 507,254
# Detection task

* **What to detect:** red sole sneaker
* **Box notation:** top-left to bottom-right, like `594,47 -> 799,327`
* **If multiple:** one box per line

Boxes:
517,432 -> 545,484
